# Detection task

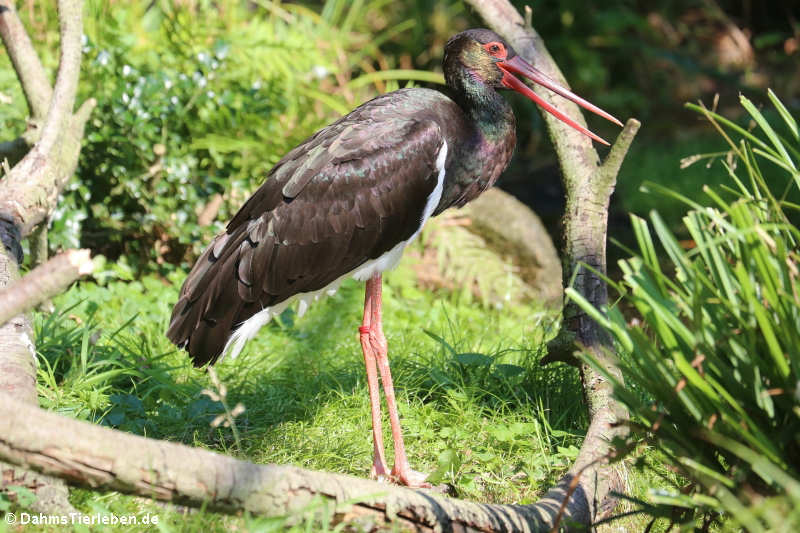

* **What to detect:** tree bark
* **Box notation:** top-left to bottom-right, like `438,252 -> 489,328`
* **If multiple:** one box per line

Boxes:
462,0 -> 641,524
0,0 -> 53,121
0,0 -> 95,396
0,249 -> 93,327
0,0 -> 94,516
0,0 -> 96,239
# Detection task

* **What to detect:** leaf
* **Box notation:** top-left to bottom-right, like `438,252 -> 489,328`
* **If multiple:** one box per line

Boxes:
429,368 -> 454,387
426,448 -> 461,485
556,445 -> 580,460
488,424 -> 515,442
105,407 -> 127,426
454,353 -> 492,367
7,486 -> 36,508
509,422 -> 537,436
423,330 -> 456,356
740,94 -> 796,172
767,88 -> 798,141
493,363 -> 525,378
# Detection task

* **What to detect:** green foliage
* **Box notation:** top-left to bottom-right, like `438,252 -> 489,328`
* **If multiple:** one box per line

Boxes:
0,486 -> 36,513
21,259 -> 585,525
55,0 -> 440,267
571,90 -> 800,530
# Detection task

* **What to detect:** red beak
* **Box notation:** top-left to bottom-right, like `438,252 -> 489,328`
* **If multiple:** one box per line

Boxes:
498,55 -> 622,146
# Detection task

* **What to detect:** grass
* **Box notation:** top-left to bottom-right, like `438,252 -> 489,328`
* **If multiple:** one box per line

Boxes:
616,133 -> 732,224
573,91 -> 800,531
7,109 -> 761,533
616,110 -> 800,232
10,253 -> 606,531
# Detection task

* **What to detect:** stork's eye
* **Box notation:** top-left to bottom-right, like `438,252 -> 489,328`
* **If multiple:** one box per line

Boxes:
483,41 -> 506,59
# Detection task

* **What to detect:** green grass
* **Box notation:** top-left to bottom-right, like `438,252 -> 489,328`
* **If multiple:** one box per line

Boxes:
14,255 -> 606,530
573,91 -> 800,531
617,133 -> 731,224
617,111 -> 800,233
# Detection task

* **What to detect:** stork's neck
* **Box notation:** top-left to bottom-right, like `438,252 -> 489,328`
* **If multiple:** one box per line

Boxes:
432,67 -> 517,212
445,68 -> 515,141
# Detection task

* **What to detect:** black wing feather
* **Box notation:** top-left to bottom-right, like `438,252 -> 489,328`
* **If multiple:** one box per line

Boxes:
167,96 -> 445,365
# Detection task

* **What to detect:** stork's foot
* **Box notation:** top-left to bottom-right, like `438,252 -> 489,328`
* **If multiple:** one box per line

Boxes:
392,466 -> 432,489
370,459 -> 392,483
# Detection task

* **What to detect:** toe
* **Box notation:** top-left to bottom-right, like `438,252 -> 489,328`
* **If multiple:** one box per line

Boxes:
394,468 -> 431,489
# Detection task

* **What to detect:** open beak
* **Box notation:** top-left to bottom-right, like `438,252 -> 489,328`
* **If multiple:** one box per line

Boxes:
498,55 -> 622,146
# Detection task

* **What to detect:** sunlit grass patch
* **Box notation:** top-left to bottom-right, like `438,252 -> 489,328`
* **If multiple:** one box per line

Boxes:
29,259 -> 587,527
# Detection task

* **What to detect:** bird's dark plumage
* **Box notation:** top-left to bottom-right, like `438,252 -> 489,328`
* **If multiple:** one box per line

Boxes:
167,90 -> 482,365
167,28 -> 620,367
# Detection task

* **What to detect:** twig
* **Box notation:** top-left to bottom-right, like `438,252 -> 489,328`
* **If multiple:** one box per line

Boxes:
0,249 -> 93,327
37,0 -> 84,154
598,119 -> 643,191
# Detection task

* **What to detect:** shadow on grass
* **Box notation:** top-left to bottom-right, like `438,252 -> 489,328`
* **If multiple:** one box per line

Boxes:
36,274 -> 585,494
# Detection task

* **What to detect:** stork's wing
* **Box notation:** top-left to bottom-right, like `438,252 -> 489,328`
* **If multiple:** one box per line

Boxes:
167,100 -> 446,365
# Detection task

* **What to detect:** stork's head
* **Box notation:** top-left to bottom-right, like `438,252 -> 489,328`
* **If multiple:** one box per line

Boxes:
443,29 -> 622,145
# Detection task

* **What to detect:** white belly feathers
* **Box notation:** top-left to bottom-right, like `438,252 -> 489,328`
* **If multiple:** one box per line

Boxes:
220,140 -> 447,361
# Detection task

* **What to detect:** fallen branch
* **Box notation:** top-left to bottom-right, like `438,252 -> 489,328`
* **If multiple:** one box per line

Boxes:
0,393 -> 612,532
0,249 -> 93,327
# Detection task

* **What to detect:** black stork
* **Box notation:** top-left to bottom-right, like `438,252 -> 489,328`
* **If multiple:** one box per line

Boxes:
167,29 -> 621,488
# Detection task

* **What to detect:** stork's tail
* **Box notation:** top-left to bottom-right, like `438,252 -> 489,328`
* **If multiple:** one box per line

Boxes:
166,231 -> 249,366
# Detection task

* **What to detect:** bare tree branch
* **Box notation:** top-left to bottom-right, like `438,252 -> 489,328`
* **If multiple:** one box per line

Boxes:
0,0 -> 92,517
0,0 -> 92,406
0,0 -> 53,120
0,249 -> 92,327
36,0 -> 82,154
462,0 -> 641,525
0,242 -> 78,519
0,0 -> 94,238
0,247 -> 37,405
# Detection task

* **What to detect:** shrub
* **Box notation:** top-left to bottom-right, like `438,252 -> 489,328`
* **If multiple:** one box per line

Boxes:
59,0 -> 439,268
571,90 -> 800,530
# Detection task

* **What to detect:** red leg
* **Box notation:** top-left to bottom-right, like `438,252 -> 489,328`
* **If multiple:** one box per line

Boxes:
365,274 -> 430,488
360,280 -> 390,480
